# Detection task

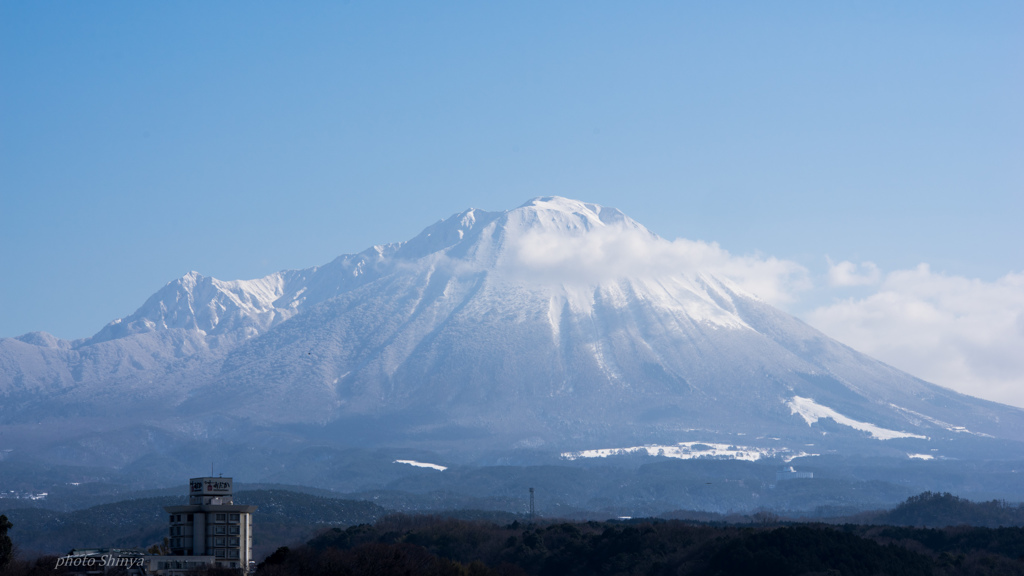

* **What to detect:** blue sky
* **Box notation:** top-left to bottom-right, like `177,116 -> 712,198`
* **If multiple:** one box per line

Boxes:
2,2 -> 1022,404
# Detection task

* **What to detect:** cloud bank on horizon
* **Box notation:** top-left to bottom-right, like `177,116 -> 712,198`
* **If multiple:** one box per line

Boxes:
711,252 -> 1023,409
807,264 -> 1024,410
493,221 -> 1023,409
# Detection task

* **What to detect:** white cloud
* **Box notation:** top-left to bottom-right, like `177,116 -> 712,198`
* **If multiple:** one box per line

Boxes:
479,218 -> 1024,410
502,225 -> 811,306
827,259 -> 881,287
805,264 -> 1024,408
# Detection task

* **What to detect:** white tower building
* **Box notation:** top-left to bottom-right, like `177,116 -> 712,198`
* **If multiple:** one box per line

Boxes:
161,477 -> 257,572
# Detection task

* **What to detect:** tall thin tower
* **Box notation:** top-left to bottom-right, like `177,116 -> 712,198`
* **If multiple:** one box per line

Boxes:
529,487 -> 535,522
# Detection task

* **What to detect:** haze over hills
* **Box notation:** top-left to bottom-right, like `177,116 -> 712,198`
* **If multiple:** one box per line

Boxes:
1,197 -> 1023,501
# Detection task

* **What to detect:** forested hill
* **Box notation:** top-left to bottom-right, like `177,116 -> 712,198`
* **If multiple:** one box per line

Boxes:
854,492 -> 1024,528
252,516 -> 1024,576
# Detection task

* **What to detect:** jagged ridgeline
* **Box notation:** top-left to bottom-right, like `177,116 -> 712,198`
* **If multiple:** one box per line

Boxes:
1,197 -> 1023,475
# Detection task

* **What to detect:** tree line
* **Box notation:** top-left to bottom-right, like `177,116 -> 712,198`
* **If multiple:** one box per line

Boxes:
255,515 -> 1024,576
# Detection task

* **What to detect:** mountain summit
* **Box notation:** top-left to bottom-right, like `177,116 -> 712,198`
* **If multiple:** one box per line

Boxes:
2,197 -> 1023,466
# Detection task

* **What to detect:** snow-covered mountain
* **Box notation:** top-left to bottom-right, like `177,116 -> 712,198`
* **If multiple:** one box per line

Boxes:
2,197 -> 1023,465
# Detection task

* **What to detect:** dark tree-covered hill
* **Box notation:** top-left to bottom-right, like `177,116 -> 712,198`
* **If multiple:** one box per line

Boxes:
257,515 -> 1024,576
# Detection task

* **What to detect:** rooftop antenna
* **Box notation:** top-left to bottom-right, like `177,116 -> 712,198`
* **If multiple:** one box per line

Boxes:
529,487 -> 535,522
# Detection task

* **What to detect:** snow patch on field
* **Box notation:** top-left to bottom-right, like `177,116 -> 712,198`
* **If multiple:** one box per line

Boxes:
561,442 -> 816,462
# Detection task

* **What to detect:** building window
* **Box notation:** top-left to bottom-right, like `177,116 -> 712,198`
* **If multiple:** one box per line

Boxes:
215,549 -> 225,558
228,538 -> 239,546
229,550 -> 240,559
215,538 -> 225,547
228,526 -> 239,535
215,526 -> 226,535
169,515 -> 174,523
215,513 -> 226,522
229,514 -> 239,522
187,514 -> 193,521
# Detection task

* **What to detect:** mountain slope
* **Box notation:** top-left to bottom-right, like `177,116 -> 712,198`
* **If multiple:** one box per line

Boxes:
1,197 -> 1022,465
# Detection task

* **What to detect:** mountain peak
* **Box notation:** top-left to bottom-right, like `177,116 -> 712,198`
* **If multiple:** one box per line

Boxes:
84,198 -> 657,345
516,196 -> 618,221
14,331 -> 69,349
4,196 -> 1024,472
506,196 -> 644,237
87,269 -> 294,345
518,196 -> 597,212
180,270 -> 203,283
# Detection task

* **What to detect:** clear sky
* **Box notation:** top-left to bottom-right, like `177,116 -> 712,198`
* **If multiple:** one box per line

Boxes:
2,3 -> 1022,404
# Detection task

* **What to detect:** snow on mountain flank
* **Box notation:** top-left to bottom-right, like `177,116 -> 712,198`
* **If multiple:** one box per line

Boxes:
394,459 -> 447,471
786,396 -> 927,440
887,403 -> 994,437
5,196 -> 1024,463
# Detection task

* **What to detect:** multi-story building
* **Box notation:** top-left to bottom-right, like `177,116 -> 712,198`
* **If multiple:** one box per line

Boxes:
158,477 -> 257,573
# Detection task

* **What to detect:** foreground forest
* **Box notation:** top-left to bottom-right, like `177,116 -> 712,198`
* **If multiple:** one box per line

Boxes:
3,493 -> 1024,575
256,515 -> 1024,576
